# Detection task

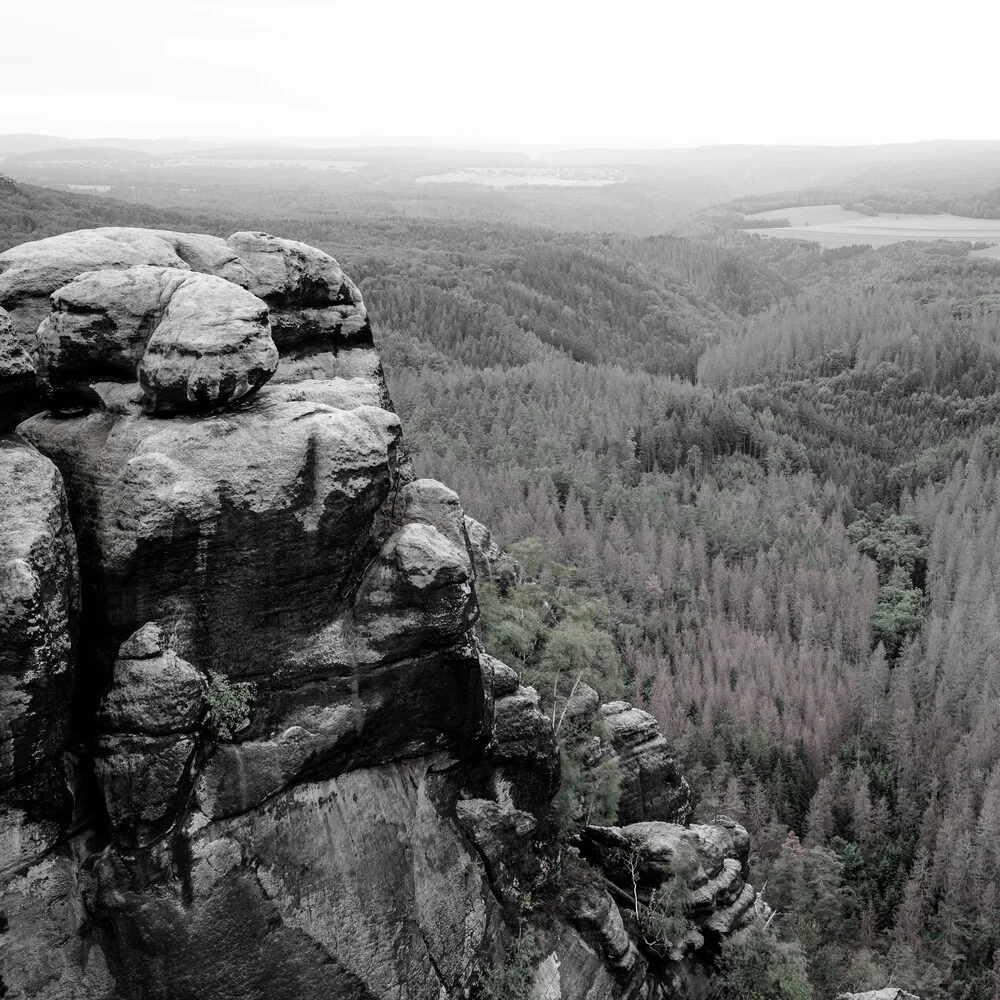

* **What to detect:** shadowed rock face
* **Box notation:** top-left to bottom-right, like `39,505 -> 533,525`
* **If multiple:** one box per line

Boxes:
92,762 -> 502,1000
0,227 -> 759,1000
0,438 -> 79,862
0,306 -> 37,430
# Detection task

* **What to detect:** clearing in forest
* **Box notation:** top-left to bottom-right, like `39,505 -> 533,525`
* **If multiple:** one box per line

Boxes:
745,203 -> 1000,254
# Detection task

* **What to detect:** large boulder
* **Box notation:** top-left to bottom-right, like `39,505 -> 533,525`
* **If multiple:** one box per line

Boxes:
226,231 -> 370,350
93,623 -> 206,846
37,266 -> 278,412
0,227 -> 253,343
0,226 -> 387,408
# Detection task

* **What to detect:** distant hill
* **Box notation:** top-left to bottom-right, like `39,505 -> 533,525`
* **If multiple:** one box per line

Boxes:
0,175 -> 232,252
0,134 -> 533,168
6,146 -> 158,163
541,140 -> 1000,197
0,134 -> 245,159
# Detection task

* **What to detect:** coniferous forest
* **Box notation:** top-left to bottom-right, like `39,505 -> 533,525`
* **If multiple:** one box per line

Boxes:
5,164 -> 1000,998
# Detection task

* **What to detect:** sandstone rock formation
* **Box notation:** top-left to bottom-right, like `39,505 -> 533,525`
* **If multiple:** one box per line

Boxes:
465,514 -> 507,582
0,227 -> 763,1000
600,701 -> 692,825
37,266 -> 278,412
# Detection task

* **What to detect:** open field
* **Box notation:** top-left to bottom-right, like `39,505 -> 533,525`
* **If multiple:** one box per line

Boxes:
745,204 -> 1000,250
416,167 -> 625,188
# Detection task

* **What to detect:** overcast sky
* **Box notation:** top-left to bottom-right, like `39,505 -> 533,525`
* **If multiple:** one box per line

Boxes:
3,0 -> 996,148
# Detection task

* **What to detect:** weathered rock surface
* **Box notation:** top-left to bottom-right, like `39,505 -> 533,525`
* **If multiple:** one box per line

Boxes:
94,732 -> 198,847
226,231 -> 370,350
0,437 -> 79,868
533,931 -> 624,1000
91,761 -> 505,1000
1,848 -> 121,999
0,227 -> 253,343
489,683 -> 561,817
93,623 -> 206,845
20,390 -> 489,826
482,651 -> 520,697
96,623 -> 205,736
36,265 -> 278,412
465,514 -> 507,582
600,701 -> 692,825
0,226 -> 386,408
0,306 -> 36,430
455,796 -> 541,907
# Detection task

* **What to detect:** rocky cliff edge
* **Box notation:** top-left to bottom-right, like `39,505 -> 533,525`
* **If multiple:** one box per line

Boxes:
0,228 -> 760,999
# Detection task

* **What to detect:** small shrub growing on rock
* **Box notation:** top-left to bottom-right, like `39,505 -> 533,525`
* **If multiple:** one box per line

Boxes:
204,672 -> 255,741
474,929 -> 540,1000
621,839 -> 699,958
552,739 -> 620,839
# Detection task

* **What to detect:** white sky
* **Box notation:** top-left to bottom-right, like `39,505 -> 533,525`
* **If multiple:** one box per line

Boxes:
2,0 -> 996,147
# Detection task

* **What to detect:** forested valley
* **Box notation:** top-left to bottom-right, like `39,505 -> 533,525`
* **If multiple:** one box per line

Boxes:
5,169 -> 1000,998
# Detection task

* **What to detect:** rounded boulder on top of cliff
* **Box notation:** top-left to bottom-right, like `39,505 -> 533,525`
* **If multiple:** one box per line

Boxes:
226,231 -> 370,349
36,265 -> 278,412
0,227 -> 254,342
0,226 -> 383,407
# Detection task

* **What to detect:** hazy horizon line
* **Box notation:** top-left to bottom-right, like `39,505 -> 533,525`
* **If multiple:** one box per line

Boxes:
5,132 -> 1000,155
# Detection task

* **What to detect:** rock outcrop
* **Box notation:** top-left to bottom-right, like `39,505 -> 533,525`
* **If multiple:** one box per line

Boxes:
600,701 -> 692,825
580,819 -> 756,959
0,227 -> 762,1000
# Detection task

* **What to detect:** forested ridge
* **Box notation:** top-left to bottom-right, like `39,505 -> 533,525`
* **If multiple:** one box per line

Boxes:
7,173 -> 1000,998
358,222 -> 1000,999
